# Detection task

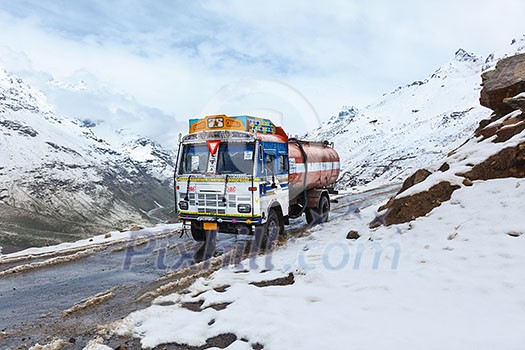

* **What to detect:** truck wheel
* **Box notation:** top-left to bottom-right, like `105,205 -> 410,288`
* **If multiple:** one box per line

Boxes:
305,207 -> 316,225
190,222 -> 206,241
306,195 -> 330,225
319,194 -> 330,223
256,209 -> 282,250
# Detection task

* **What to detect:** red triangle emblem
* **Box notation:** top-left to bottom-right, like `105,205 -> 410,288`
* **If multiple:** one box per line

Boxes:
207,140 -> 221,155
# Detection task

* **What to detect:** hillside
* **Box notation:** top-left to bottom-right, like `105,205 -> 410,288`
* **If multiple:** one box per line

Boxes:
374,50 -> 525,228
0,67 -> 175,252
308,35 -> 525,189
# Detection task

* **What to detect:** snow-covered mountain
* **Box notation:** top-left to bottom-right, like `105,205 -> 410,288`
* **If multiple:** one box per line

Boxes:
0,67 -> 175,251
309,35 -> 525,188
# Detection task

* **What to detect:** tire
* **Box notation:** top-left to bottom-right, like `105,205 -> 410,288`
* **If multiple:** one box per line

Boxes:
256,209 -> 282,250
266,209 -> 283,238
319,195 -> 330,223
190,222 -> 206,241
305,194 -> 330,226
305,207 -> 316,225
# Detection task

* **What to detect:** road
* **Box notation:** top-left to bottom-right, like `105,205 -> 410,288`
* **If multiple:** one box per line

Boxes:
0,183 -> 399,349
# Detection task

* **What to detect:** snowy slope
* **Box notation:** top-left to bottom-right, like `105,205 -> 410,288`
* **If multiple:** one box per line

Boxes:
111,177 -> 525,350
309,35 -> 525,188
0,67 -> 175,251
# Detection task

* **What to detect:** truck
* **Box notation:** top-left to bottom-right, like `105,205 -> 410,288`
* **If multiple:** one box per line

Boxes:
174,114 -> 340,246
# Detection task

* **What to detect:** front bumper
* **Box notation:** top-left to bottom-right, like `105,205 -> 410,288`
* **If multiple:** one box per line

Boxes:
178,211 -> 262,225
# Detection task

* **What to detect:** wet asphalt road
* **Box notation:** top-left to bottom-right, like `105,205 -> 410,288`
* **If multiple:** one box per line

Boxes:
0,183 -> 399,349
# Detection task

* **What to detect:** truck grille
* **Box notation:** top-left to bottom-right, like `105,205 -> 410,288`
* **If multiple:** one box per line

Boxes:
180,193 -> 250,214
178,192 -> 224,214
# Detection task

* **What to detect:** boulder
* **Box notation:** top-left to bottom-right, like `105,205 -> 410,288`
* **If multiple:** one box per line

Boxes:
462,178 -> 473,186
475,111 -> 525,141
380,181 -> 460,226
477,123 -> 501,139
480,53 -> 525,117
461,142 -> 525,180
504,93 -> 525,113
494,120 -> 525,143
397,169 -> 432,195
438,162 -> 450,172
377,168 -> 432,213
346,230 -> 360,239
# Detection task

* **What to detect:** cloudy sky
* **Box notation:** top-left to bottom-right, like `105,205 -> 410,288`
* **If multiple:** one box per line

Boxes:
0,0 -> 524,148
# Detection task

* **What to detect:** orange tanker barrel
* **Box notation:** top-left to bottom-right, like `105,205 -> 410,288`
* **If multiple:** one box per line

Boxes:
288,140 -> 340,202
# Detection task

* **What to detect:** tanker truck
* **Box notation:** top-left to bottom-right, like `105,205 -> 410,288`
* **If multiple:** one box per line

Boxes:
174,114 -> 340,243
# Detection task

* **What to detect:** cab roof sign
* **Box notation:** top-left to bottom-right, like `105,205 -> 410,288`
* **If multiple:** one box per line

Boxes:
189,115 -> 277,135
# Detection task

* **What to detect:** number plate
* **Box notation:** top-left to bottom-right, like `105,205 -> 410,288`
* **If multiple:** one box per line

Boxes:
203,222 -> 218,231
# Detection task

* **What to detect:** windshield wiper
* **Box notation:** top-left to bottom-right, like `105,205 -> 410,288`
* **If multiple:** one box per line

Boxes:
222,174 -> 229,203
184,175 -> 192,201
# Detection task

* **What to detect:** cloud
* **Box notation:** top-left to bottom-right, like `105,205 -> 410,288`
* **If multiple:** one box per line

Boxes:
0,0 -> 524,146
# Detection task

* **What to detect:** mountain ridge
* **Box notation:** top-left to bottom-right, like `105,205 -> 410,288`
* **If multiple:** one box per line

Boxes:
0,67 -> 176,252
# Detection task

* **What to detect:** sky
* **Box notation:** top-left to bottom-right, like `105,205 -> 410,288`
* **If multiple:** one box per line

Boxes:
0,0 -> 524,148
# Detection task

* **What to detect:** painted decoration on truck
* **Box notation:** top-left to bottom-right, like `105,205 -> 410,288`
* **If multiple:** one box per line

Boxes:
189,115 -> 277,134
247,117 -> 276,134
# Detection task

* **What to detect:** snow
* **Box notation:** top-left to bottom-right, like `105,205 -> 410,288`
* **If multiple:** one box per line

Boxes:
395,120 -> 525,199
83,338 -> 113,350
28,339 -> 68,350
113,179 -> 525,349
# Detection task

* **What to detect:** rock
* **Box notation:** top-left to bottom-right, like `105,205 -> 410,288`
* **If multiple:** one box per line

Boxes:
503,93 -> 525,113
129,226 -> 144,231
104,232 -> 112,239
475,116 -> 497,136
494,119 -> 525,143
480,53 -> 525,117
378,196 -> 395,212
377,168 -> 433,215
346,230 -> 360,239
369,216 -> 383,229
462,178 -> 473,186
461,142 -> 525,180
477,123 -> 501,139
397,169 -> 432,195
475,111 -> 525,141
438,162 -> 450,172
380,181 -> 460,226
502,114 -> 525,126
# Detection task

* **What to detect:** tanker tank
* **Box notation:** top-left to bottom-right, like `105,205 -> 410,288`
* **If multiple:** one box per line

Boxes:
288,139 -> 340,202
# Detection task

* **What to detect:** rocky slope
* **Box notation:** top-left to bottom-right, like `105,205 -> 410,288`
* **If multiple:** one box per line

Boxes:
0,67 -> 175,252
308,35 -> 525,189
373,51 -> 525,227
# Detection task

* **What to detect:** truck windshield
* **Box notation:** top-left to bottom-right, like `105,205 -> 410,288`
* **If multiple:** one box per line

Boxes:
179,144 -> 208,174
217,142 -> 255,175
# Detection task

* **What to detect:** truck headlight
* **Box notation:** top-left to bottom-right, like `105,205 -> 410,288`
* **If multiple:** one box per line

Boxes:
179,201 -> 189,210
237,204 -> 251,213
